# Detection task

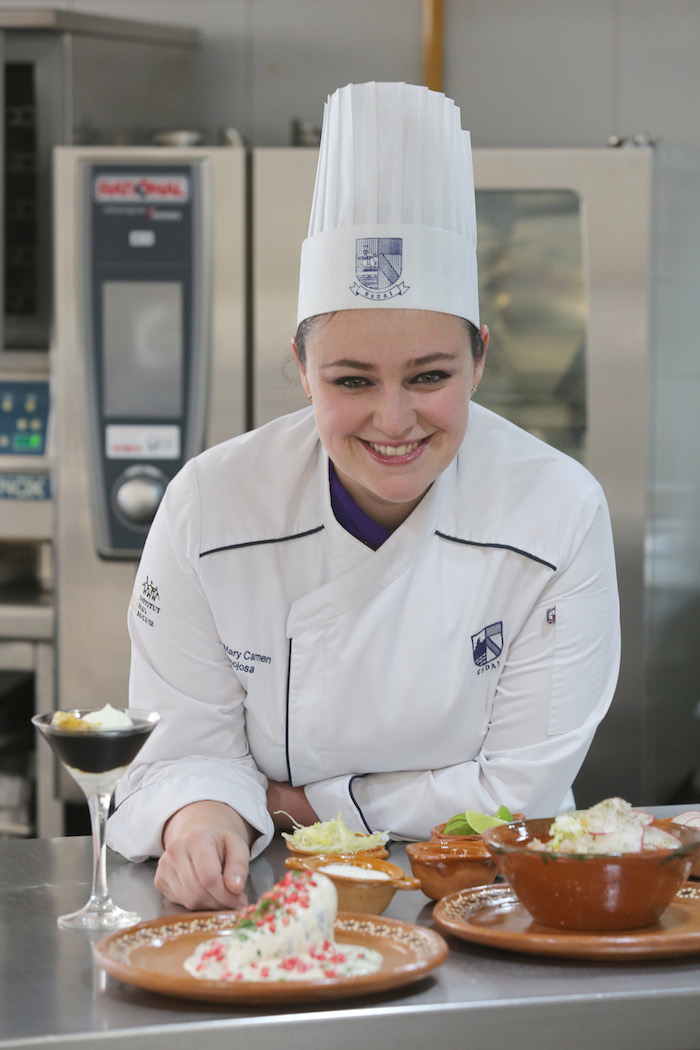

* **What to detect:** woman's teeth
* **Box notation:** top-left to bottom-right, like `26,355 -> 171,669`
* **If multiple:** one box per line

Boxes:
369,440 -> 421,457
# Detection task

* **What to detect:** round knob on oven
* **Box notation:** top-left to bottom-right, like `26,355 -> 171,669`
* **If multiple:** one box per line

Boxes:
114,473 -> 166,526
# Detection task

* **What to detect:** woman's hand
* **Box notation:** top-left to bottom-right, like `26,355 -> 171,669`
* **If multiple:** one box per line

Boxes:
266,780 -> 319,830
155,800 -> 253,910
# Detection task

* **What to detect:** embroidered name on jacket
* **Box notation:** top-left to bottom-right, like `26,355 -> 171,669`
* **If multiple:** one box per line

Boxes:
224,644 -> 273,674
472,621 -> 503,672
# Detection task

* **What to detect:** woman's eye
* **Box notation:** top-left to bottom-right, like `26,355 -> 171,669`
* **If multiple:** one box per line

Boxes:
333,375 -> 371,389
414,370 -> 451,385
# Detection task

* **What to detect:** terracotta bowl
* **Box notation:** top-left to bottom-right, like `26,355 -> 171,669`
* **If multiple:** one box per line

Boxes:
284,854 -> 420,915
405,840 -> 499,900
657,815 -> 700,878
481,817 -> 700,931
429,823 -> 481,846
430,814 -> 525,845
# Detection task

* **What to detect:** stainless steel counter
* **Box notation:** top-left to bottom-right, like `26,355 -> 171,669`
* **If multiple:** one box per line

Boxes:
1,810 -> 699,1050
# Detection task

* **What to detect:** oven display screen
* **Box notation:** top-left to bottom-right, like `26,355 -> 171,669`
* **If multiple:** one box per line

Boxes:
101,280 -> 183,419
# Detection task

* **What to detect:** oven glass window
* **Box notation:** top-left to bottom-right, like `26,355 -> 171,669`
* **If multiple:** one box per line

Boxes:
475,189 -> 586,462
101,280 -> 183,418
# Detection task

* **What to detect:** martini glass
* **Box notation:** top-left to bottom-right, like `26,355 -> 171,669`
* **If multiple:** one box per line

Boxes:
32,708 -> 160,930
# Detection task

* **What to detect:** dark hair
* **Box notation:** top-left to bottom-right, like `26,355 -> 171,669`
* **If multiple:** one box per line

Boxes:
295,312 -> 485,366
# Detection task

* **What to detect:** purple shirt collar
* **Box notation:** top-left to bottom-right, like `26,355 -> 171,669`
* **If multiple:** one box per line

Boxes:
329,461 -> 392,549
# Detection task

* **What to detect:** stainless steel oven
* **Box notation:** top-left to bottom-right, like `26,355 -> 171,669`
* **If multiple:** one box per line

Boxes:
250,144 -> 700,809
0,8 -> 199,367
51,146 -> 247,814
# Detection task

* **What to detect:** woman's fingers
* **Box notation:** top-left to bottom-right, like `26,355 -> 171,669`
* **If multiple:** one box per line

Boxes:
155,819 -> 250,909
221,830 -> 250,897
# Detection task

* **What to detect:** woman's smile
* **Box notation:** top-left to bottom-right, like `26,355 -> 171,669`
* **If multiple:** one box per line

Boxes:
361,436 -> 429,461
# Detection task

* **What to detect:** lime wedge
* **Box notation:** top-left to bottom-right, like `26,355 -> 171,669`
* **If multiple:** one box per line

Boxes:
463,810 -> 507,834
444,806 -> 513,835
443,813 -> 473,835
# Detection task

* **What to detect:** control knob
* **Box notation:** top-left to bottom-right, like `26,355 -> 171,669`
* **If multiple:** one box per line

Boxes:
113,468 -> 167,527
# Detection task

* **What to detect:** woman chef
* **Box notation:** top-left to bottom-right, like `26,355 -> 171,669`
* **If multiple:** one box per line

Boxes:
107,82 -> 620,910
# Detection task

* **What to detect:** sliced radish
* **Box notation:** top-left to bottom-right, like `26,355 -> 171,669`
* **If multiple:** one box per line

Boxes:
672,810 -> 700,827
642,825 -> 681,848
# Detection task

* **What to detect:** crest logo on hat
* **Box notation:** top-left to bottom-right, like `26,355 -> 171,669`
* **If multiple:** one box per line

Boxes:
351,237 -> 410,301
471,621 -> 503,667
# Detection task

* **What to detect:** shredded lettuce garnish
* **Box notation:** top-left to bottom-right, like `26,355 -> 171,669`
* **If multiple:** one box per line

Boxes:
281,813 -> 388,854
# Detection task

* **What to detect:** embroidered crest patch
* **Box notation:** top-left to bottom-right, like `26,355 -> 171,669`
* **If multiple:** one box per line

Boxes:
471,621 -> 503,667
350,237 -> 409,300
130,574 -> 161,628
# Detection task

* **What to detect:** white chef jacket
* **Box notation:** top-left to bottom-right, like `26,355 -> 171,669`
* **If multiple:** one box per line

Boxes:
108,404 -> 620,863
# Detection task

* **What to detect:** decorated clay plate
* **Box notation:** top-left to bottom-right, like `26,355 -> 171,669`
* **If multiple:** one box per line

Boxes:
433,883 -> 700,961
93,911 -> 448,1004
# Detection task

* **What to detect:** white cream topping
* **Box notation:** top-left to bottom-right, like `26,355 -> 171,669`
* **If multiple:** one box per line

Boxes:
81,704 -> 134,729
318,863 -> 391,881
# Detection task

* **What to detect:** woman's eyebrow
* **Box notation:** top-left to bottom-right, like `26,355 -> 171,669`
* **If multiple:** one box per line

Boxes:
321,352 -> 457,371
320,358 -> 375,371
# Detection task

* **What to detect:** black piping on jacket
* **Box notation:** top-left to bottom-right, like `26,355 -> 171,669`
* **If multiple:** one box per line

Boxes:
200,525 -> 324,559
435,531 -> 557,571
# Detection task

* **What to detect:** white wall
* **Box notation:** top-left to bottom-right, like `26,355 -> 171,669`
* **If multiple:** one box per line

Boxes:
445,0 -> 700,149
3,0 -> 700,149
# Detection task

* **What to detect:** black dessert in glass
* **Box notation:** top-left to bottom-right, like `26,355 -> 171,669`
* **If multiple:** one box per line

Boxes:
32,708 -> 160,930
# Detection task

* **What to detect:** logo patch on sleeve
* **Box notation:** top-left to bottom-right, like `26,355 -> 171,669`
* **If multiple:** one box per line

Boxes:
472,621 -> 503,668
130,574 -> 161,627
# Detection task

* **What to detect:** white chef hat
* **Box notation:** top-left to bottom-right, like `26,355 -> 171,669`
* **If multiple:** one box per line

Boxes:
297,81 -> 478,328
